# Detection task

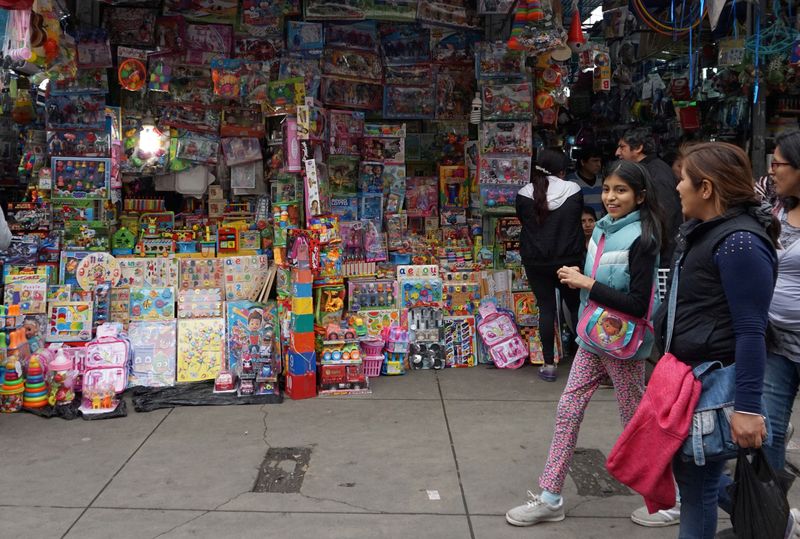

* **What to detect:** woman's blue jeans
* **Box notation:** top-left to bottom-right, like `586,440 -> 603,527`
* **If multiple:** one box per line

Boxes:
673,455 -> 726,539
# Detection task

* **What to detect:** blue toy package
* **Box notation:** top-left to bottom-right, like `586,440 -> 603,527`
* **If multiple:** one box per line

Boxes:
226,300 -> 280,381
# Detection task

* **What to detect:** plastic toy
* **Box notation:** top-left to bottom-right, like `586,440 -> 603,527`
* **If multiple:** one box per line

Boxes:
315,285 -> 345,326
323,21 -> 378,50
348,279 -> 397,311
408,342 -> 445,370
476,41 -> 524,79
323,48 -> 383,81
45,349 -> 77,406
480,121 -> 533,155
480,184 -> 520,213
0,358 -> 24,412
118,58 -> 146,91
128,320 -> 177,387
320,77 -> 382,110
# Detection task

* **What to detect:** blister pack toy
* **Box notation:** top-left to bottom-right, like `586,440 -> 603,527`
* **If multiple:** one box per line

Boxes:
476,302 -> 527,368
478,156 -> 531,185
348,279 -> 397,311
481,82 -> 533,120
383,85 -> 435,120
476,41 -> 525,79
480,121 -> 532,155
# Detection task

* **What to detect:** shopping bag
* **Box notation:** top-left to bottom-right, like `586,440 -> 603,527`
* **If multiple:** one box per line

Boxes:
729,448 -> 790,539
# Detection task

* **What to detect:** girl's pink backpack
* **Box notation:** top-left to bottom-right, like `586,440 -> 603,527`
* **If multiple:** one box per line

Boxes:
82,324 -> 132,395
476,303 -> 527,369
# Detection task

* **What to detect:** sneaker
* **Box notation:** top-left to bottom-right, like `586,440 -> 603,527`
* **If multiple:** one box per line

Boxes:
538,364 -> 557,382
631,504 -> 681,527
505,490 -> 565,527
788,508 -> 800,538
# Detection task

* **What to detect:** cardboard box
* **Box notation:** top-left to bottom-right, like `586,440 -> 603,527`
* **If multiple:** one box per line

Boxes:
285,371 -> 316,400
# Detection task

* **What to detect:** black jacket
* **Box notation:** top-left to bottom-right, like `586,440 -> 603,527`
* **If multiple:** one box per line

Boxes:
653,208 -> 776,366
516,177 -> 585,268
641,155 -> 682,267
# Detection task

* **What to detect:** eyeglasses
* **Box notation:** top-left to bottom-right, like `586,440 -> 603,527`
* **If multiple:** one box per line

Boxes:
770,160 -> 792,171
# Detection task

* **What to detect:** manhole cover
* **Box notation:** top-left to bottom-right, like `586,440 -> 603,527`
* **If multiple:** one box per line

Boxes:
569,448 -> 631,497
253,447 -> 311,493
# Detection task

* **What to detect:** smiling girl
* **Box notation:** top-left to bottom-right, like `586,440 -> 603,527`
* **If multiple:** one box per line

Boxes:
506,160 -> 665,527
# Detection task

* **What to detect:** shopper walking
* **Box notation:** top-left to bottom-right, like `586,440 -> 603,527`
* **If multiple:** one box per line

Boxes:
647,142 -> 778,539
616,128 -> 683,266
705,129 -> 800,539
506,160 -> 664,527
516,149 -> 583,382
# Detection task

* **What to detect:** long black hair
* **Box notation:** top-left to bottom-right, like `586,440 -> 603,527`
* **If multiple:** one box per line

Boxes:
530,149 -> 567,225
605,160 -> 666,257
775,130 -> 800,211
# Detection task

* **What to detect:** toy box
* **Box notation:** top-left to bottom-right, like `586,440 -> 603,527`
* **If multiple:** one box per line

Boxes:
128,320 -> 177,387
513,291 -> 539,327
443,316 -> 477,367
478,156 -> 531,185
46,302 -> 93,342
177,318 -> 225,382
314,284 -> 345,326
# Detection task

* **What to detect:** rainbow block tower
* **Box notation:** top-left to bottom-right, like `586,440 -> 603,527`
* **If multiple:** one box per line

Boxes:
0,358 -> 25,413
285,237 -> 317,399
23,357 -> 48,409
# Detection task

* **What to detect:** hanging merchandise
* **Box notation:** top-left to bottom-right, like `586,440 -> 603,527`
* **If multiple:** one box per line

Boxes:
118,58 -> 147,92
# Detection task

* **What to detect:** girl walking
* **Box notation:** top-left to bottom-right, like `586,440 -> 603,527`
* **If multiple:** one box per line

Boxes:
506,160 -> 665,526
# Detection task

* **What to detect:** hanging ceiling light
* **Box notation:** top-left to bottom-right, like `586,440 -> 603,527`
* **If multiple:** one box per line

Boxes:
137,110 -> 161,154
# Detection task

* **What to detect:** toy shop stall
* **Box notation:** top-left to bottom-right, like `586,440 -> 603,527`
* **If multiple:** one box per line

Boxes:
1,0 -> 770,417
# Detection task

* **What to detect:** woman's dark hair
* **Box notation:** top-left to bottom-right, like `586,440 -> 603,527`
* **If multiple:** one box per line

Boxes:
530,149 -> 567,225
775,130 -> 800,211
605,160 -> 666,256
682,142 -> 780,247
582,206 -> 597,220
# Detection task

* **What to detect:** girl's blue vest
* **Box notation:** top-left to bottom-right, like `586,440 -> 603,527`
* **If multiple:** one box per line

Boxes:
577,210 -> 660,360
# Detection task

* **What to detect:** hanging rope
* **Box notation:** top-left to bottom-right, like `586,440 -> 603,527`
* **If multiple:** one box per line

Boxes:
631,0 -> 705,36
745,0 -> 794,57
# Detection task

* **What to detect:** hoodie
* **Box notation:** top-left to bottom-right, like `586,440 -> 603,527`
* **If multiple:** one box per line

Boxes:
516,176 -> 584,268
606,353 -> 701,512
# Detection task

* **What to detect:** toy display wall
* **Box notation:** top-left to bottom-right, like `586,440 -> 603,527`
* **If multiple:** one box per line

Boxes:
0,0 -> 788,414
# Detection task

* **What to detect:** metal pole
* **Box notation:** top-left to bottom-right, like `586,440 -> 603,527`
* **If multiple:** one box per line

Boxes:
750,0 -> 768,177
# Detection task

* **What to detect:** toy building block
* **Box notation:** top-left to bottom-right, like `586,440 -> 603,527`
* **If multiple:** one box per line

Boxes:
285,371 -> 316,400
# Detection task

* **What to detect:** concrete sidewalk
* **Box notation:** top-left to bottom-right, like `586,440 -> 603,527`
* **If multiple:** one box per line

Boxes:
2,363 -> 798,539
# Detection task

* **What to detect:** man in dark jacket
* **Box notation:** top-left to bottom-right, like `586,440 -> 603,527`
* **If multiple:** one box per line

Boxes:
616,128 -> 682,267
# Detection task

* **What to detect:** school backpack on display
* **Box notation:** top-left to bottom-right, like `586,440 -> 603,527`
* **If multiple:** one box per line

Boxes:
476,302 -> 527,369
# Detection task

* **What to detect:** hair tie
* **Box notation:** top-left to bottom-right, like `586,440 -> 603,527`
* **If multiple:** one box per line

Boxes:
535,165 -> 552,176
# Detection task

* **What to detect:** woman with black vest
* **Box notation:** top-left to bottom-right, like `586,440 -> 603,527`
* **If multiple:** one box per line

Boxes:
516,149 -> 584,382
654,143 -> 779,538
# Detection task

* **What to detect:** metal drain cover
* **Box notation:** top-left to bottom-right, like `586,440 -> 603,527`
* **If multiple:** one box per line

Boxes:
569,448 -> 631,497
253,447 -> 311,493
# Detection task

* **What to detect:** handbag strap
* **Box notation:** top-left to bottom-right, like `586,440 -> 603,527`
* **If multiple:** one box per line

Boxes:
664,256 -> 682,353
589,233 -> 605,278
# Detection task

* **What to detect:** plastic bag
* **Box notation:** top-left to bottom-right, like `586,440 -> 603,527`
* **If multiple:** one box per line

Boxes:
131,381 -> 282,412
729,448 -> 790,539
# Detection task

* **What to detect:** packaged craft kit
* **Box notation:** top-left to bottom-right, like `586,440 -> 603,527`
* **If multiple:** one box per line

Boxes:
0,0 -> 662,414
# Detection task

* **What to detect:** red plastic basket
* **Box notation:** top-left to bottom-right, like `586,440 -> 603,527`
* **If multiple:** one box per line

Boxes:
363,355 -> 383,377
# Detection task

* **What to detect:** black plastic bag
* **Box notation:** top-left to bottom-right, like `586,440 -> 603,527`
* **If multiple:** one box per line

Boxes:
131,381 -> 282,412
729,448 -> 790,539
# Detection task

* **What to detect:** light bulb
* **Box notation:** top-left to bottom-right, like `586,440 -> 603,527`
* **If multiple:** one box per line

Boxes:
138,124 -> 161,155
